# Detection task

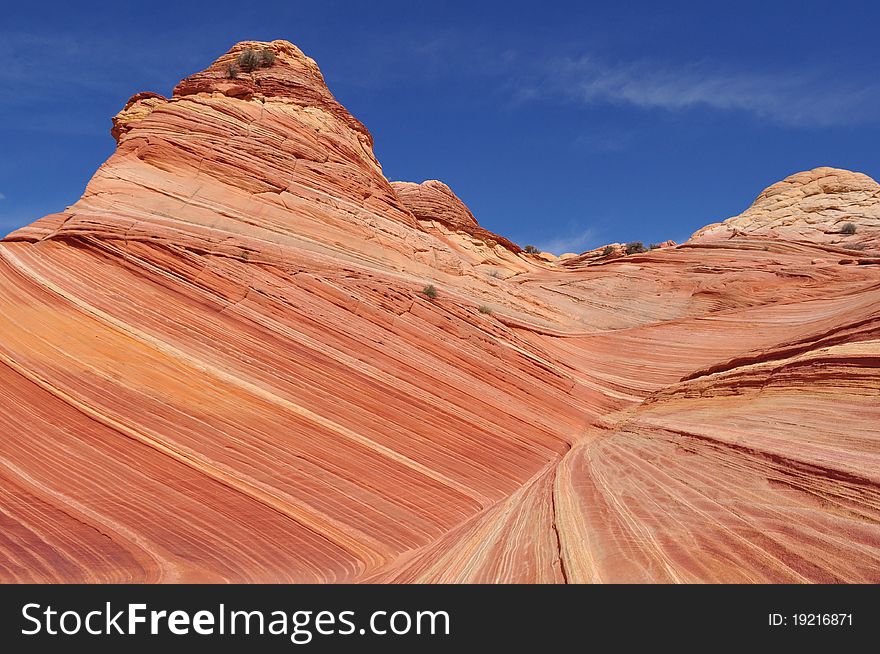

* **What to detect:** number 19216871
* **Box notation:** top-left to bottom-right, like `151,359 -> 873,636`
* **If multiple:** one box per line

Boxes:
769,613 -> 853,627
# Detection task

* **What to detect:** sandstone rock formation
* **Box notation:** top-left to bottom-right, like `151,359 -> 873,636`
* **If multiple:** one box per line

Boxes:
390,180 -> 519,252
390,179 -> 528,275
0,41 -> 878,583
692,167 -> 880,250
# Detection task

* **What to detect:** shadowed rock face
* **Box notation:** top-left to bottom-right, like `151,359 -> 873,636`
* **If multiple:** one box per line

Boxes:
1,41 -> 878,583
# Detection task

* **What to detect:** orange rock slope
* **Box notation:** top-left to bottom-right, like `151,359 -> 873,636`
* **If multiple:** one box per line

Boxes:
1,41 -> 878,583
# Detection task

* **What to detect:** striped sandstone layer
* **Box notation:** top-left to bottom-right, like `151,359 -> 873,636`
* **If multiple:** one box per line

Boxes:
0,41 -> 877,583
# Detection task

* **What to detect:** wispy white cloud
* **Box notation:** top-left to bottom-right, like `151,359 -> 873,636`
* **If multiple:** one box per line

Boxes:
536,227 -> 597,255
528,55 -> 878,127
343,34 -> 879,128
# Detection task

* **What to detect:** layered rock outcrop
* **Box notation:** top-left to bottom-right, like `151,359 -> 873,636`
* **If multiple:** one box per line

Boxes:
0,41 -> 877,583
391,179 -> 521,252
390,179 -> 528,277
692,167 -> 880,250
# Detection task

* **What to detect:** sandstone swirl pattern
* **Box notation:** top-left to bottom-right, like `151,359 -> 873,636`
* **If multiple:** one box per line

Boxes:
0,41 -> 877,583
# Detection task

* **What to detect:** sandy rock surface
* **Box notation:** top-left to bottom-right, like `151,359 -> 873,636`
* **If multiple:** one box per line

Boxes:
1,42 -> 877,583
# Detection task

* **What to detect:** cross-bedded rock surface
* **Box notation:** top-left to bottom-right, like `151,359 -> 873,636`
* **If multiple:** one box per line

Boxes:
1,41 -> 878,583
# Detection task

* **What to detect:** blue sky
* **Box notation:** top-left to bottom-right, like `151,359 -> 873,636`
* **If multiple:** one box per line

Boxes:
1,0 -> 879,252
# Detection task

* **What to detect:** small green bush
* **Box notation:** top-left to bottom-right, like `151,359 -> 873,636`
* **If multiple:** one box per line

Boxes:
601,245 -> 615,257
226,63 -> 240,78
625,241 -> 647,255
422,284 -> 438,299
478,305 -> 493,314
237,48 -> 261,72
648,243 -> 660,250
841,222 -> 857,235
523,245 -> 540,254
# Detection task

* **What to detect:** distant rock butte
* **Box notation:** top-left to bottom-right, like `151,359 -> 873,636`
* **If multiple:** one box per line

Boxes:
692,167 -> 880,249
0,41 -> 878,583
391,179 -> 521,253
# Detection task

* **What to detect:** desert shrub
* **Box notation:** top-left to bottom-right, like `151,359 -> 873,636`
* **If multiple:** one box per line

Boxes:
237,48 -> 261,72
236,47 -> 276,73
601,245 -> 615,256
648,243 -> 660,250
225,63 -> 240,78
625,241 -> 647,254
841,222 -> 857,235
260,48 -> 276,67
478,305 -> 493,314
843,243 -> 866,250
422,284 -> 438,299
523,245 -> 540,254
